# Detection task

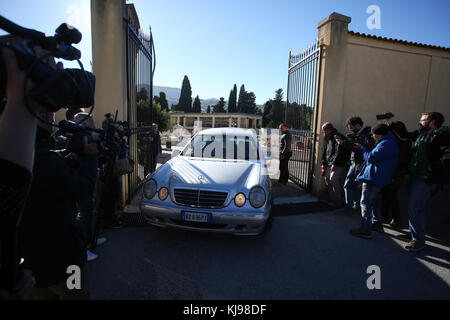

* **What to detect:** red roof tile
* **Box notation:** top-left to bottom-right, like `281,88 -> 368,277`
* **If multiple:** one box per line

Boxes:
348,31 -> 450,52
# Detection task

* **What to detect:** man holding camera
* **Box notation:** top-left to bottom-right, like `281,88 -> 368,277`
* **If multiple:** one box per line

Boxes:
321,122 -> 351,208
339,117 -> 374,213
350,124 -> 399,239
19,109 -> 99,299
378,112 -> 411,227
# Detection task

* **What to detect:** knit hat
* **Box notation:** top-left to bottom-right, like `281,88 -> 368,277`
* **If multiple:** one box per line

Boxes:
371,123 -> 389,135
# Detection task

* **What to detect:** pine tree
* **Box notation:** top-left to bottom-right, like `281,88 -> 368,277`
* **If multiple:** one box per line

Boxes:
178,75 -> 192,113
262,100 -> 272,127
192,95 -> 201,113
212,97 -> 226,113
267,89 -> 286,128
227,84 -> 237,113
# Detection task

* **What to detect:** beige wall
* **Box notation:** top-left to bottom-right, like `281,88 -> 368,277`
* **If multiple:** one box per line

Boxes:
311,12 -> 450,195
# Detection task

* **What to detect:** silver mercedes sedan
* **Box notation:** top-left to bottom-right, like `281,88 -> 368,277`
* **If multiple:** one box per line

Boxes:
140,128 -> 273,235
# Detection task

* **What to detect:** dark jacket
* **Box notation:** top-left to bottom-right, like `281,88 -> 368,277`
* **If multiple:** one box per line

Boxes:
388,121 -> 411,177
151,131 -> 162,154
280,130 -> 292,158
20,130 -> 98,287
322,128 -> 351,168
347,126 -> 374,170
410,126 -> 450,184
357,133 -> 399,188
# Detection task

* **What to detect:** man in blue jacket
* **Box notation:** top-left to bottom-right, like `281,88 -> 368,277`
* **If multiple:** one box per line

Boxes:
350,124 -> 399,239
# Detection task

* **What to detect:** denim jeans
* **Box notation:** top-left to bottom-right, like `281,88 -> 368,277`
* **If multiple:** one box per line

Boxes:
344,164 -> 361,210
359,183 -> 382,233
408,178 -> 433,243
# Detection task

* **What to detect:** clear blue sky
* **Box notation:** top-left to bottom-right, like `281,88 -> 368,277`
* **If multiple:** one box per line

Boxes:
1,0 -> 449,105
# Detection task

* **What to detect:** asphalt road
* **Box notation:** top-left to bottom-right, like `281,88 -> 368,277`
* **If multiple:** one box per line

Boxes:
87,150 -> 450,300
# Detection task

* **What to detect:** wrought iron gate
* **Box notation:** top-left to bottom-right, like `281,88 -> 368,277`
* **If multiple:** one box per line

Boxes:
285,39 -> 322,190
125,18 -> 155,203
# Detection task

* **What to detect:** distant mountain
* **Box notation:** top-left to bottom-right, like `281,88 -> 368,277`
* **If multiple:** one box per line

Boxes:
149,85 -> 221,112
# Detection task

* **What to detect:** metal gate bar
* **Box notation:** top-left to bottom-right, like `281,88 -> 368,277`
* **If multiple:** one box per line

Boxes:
286,39 -> 322,190
125,17 -> 154,203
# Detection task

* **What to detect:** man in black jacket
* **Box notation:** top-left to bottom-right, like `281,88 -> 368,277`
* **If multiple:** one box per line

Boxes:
278,123 -> 292,185
406,112 -> 450,252
20,110 -> 99,299
380,113 -> 411,227
150,123 -> 162,172
339,117 -> 374,212
321,122 -> 351,207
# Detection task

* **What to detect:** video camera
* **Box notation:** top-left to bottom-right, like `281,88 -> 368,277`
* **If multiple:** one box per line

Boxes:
346,131 -> 374,149
0,15 -> 95,112
57,120 -> 106,156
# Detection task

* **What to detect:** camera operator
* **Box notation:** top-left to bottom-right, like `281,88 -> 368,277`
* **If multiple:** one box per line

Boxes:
377,112 -> 411,227
97,120 -> 128,229
336,117 -> 374,213
72,112 -> 107,262
0,46 -> 48,299
19,108 -> 99,299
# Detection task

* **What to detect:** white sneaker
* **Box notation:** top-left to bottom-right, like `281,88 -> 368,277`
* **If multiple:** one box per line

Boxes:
96,237 -> 107,246
87,250 -> 99,262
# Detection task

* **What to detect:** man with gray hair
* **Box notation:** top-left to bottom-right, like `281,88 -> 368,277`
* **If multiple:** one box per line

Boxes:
321,122 -> 351,208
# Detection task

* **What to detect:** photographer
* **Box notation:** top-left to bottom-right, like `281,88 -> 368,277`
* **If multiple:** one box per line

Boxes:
338,117 -> 374,213
321,122 -> 351,208
19,108 -> 99,299
350,124 -> 399,239
377,112 -> 411,227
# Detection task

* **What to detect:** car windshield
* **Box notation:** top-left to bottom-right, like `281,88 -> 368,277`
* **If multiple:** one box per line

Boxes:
181,134 -> 260,160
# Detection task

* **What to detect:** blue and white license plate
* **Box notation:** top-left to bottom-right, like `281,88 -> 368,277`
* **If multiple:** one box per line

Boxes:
181,211 -> 211,223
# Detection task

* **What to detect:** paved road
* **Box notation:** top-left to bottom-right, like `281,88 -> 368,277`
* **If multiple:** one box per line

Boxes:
88,207 -> 450,300
87,149 -> 450,299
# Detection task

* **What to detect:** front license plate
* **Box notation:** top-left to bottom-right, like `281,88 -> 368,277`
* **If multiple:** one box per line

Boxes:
182,211 -> 211,223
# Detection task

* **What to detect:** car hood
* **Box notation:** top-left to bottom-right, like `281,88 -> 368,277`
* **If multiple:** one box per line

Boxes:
167,156 -> 263,189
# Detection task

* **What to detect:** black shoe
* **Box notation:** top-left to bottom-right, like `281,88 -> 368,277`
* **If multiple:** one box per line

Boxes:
405,240 -> 426,252
350,229 -> 372,239
371,224 -> 384,233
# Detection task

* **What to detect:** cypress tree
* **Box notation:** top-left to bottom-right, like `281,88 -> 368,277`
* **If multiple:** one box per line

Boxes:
192,95 -> 201,113
178,75 -> 192,113
237,84 -> 246,113
159,92 -> 169,111
227,84 -> 237,113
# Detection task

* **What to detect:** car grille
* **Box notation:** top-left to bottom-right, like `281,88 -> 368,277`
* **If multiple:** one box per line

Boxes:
173,188 -> 228,208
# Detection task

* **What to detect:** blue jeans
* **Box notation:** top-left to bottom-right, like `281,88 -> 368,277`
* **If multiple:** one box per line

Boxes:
344,164 -> 361,209
408,178 -> 433,243
359,183 -> 382,233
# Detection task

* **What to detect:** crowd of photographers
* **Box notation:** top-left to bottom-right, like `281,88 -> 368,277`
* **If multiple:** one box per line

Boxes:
0,31 -> 145,299
320,112 -> 450,251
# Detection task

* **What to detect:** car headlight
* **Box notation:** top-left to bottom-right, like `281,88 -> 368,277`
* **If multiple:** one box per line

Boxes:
143,179 -> 157,199
234,193 -> 246,207
249,186 -> 266,208
158,187 -> 168,200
